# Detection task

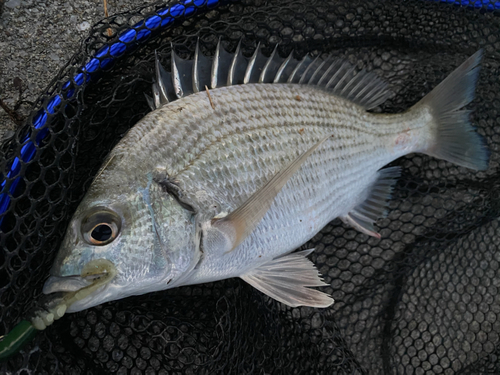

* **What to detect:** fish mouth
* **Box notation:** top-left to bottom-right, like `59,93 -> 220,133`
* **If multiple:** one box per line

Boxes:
43,275 -> 93,294
31,259 -> 118,330
43,259 -> 117,296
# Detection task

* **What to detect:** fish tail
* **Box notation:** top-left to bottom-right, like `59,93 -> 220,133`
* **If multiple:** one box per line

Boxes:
417,50 -> 489,171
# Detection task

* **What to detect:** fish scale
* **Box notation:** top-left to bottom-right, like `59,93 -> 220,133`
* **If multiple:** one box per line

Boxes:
113,86 -> 423,277
126,85 -> 380,179
152,85 -> 409,281
42,47 -> 488,312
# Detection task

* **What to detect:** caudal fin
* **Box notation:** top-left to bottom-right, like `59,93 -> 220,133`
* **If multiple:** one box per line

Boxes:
418,50 -> 489,171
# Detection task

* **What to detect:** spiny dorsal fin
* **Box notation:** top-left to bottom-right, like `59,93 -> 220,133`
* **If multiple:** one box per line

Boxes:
244,42 -> 268,84
273,51 -> 295,83
258,44 -> 285,83
171,47 -> 194,99
228,39 -> 247,86
211,37 -> 234,89
307,57 -> 335,85
150,50 -> 178,107
298,56 -> 323,84
151,39 -> 392,110
155,50 -> 171,105
287,54 -> 314,83
192,38 -> 212,93
144,93 -> 156,111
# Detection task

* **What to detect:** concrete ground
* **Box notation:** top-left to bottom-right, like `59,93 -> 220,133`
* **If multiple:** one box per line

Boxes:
0,0 -> 149,140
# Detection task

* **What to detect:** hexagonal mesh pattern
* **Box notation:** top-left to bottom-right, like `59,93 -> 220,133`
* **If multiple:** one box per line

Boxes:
1,0 -> 499,374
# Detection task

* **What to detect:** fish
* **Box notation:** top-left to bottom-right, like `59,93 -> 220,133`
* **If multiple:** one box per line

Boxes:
41,41 -> 489,315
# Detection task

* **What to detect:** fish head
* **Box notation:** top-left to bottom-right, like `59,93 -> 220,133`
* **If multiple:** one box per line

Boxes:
43,181 -> 199,313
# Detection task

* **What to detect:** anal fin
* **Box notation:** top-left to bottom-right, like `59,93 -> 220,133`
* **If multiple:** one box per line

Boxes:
342,166 -> 401,239
240,249 -> 334,308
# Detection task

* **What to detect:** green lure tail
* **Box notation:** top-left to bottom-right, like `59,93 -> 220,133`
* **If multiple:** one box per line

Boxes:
0,320 -> 37,363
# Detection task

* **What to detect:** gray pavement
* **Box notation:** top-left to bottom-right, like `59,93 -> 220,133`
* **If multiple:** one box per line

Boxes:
0,0 -> 149,140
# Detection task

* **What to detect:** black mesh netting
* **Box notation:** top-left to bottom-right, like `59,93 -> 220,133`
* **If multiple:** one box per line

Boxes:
1,0 -> 500,373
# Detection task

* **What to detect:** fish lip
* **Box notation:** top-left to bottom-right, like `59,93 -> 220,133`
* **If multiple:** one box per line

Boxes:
43,275 -> 92,294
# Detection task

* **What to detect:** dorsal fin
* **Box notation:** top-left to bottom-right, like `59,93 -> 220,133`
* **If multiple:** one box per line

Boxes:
259,45 -> 285,83
228,40 -> 248,86
192,39 -> 212,93
171,47 -> 194,99
307,57 -> 333,85
149,50 -> 176,107
150,40 -> 392,110
298,56 -> 323,84
244,42 -> 269,84
323,60 -> 392,109
273,51 -> 295,83
144,93 -> 156,111
211,37 -> 234,89
287,54 -> 314,83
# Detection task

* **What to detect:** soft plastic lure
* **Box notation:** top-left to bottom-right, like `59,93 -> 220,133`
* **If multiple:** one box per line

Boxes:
0,259 -> 117,362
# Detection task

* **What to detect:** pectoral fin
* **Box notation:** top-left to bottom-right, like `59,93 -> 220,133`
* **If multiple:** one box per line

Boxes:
240,249 -> 334,308
210,136 -> 331,253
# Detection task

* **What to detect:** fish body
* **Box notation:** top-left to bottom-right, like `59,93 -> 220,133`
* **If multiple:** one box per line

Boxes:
136,83 -> 421,282
43,45 -> 488,312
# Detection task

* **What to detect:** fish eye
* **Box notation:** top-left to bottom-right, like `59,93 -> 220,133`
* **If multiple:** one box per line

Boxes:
81,209 -> 121,246
90,223 -> 113,243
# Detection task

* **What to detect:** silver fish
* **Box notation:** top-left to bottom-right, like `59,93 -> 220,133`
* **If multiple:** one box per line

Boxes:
42,42 -> 489,313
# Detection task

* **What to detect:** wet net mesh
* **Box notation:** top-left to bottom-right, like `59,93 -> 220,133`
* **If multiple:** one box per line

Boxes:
1,0 -> 500,373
